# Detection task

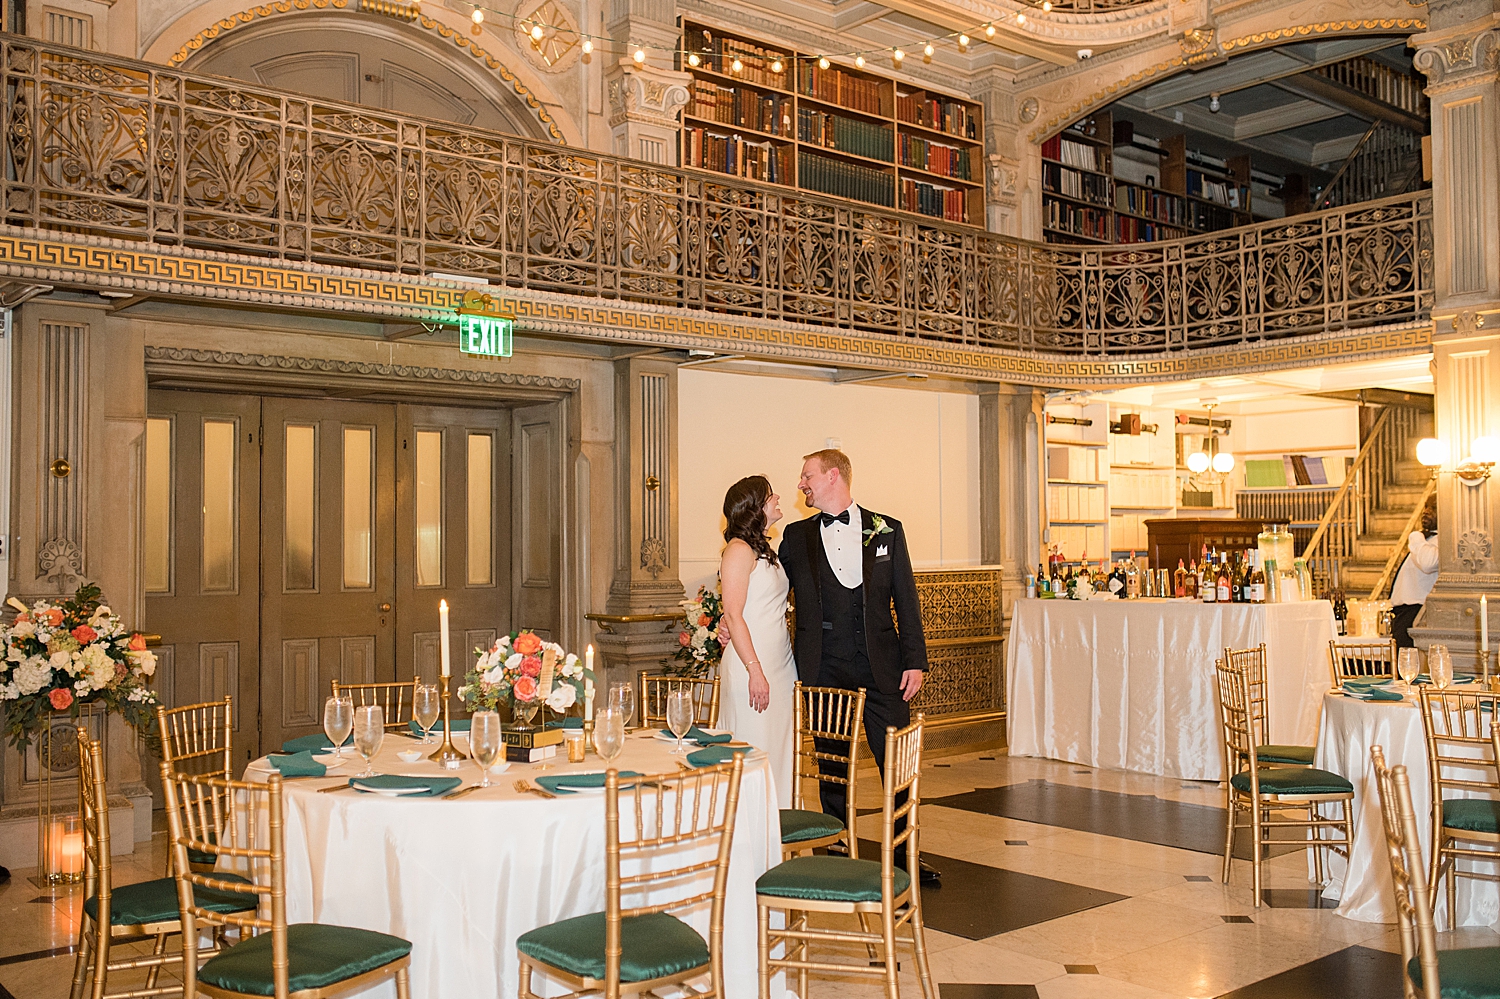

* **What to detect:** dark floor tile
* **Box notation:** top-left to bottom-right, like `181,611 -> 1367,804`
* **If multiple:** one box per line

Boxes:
1221,915 -> 1254,923
1072,769 -> 1092,774
1215,945 -> 1402,999
933,764 -> 952,768
1185,875 -> 1213,882
979,756 -> 996,761
931,780 -> 1302,859
0,945 -> 75,966
1004,840 -> 1028,846
1259,889 -> 1339,909
1064,964 -> 1099,974
939,986 -> 1039,999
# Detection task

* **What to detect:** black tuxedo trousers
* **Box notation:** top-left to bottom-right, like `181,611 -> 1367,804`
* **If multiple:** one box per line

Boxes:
816,651 -> 911,856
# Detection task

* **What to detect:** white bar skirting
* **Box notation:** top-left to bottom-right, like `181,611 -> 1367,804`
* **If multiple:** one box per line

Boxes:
1007,598 -> 1336,781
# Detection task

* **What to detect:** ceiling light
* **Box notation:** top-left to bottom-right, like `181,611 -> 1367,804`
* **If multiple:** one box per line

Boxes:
731,57 -> 743,72
818,56 -> 829,69
633,48 -> 645,64
1209,93 -> 1221,113
1186,451 -> 1211,474
1077,47 -> 1093,59
855,54 -> 865,67
470,7 -> 483,23
1212,451 -> 1235,474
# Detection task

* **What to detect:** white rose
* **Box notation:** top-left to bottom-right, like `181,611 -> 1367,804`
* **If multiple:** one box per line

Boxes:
482,663 -> 505,685
128,649 -> 157,677
50,650 -> 72,671
505,653 -> 523,670
11,621 -> 35,639
545,683 -> 577,713
7,646 -> 24,662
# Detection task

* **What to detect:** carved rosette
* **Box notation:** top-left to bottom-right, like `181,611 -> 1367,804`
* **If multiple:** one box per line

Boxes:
1458,529 -> 1493,573
37,537 -> 83,591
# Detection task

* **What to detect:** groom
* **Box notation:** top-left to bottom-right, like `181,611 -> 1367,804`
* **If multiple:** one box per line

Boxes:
779,449 -> 938,883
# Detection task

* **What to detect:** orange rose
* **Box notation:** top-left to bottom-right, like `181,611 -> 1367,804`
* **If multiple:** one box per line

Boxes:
48,688 -> 73,710
127,633 -> 147,652
697,614 -> 711,627
519,655 -> 542,678
44,609 -> 64,626
512,632 -> 543,656
71,625 -> 98,645
678,631 -> 691,647
14,612 -> 28,623
512,676 -> 538,701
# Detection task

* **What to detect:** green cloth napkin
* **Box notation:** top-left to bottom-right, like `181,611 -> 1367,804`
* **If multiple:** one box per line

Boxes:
1412,674 -> 1478,685
281,734 -> 335,753
348,775 -> 461,796
407,719 -> 471,736
267,751 -> 326,777
1341,683 -> 1405,701
659,726 -> 732,744
536,771 -> 643,795
686,745 -> 754,767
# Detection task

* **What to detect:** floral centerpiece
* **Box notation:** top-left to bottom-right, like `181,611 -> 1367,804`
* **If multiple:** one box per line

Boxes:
458,630 -> 593,726
0,584 -> 160,753
664,584 -> 725,678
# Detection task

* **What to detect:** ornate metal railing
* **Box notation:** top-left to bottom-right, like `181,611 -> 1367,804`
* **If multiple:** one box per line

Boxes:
0,36 -> 1433,356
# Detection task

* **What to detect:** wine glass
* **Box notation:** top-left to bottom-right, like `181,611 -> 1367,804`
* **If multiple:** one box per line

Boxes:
1430,645 -> 1454,690
594,707 -> 625,768
352,705 -> 384,778
323,696 -> 353,756
413,684 -> 440,744
1397,648 -> 1422,694
609,681 -> 637,731
470,711 -> 502,788
666,687 -> 694,755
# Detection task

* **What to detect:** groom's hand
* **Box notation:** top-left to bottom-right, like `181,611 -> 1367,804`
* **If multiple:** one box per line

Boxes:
899,670 -> 924,701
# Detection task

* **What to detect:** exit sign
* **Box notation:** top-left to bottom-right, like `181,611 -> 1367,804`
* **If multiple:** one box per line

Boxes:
459,314 -> 513,357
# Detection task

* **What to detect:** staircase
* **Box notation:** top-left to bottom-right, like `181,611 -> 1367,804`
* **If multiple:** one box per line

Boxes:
1302,404 -> 1433,597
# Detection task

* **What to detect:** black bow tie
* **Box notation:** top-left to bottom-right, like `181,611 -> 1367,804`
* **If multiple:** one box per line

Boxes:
820,510 -> 851,527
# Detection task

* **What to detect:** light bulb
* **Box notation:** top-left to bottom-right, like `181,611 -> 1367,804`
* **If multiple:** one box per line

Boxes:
1212,451 -> 1235,475
923,42 -> 934,58
1187,451 -> 1210,474
633,48 -> 645,64
731,57 -> 743,72
470,7 -> 483,23
1473,436 -> 1500,464
818,56 -> 830,70
892,48 -> 904,64
958,33 -> 970,48
685,50 -> 697,65
1015,13 -> 1025,25
770,58 -> 783,73
855,54 -> 865,68
1417,437 -> 1449,467
530,23 -> 544,40
1042,0 -> 1052,10
986,22 -> 996,36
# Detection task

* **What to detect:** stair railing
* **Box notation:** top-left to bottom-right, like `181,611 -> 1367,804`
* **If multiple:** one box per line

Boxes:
1300,407 -> 1395,595
1366,475 -> 1438,600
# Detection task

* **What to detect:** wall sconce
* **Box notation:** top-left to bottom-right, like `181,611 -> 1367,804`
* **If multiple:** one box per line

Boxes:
1418,436 -> 1498,485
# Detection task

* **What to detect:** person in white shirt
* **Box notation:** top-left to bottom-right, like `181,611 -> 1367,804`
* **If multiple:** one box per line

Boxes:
1390,500 -> 1438,648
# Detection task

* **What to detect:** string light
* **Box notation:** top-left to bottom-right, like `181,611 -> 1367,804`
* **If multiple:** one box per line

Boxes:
633,47 -> 645,63
1015,13 -> 1025,25
1042,1 -> 1052,10
470,7 -> 483,23
923,42 -> 934,60
958,33 -> 970,50
854,54 -> 865,67
770,57 -> 783,73
731,56 -> 743,72
819,56 -> 830,69
530,22 -> 544,40
582,38 -> 593,55
892,47 -> 904,65
686,50 -> 698,65
985,22 -> 996,36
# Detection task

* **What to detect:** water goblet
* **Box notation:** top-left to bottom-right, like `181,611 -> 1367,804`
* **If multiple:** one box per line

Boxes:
413,684 -> 440,744
1430,645 -> 1454,689
608,681 -> 636,731
323,696 -> 353,756
594,707 -> 626,767
1397,648 -> 1421,694
470,711 -> 502,788
666,687 -> 694,755
352,705 -> 384,778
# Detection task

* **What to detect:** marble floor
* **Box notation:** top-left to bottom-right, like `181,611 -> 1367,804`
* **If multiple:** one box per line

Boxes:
2,752 -> 1496,999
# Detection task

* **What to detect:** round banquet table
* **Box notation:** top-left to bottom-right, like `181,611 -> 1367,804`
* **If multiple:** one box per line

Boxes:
240,732 -> 787,999
1314,691 -> 1498,929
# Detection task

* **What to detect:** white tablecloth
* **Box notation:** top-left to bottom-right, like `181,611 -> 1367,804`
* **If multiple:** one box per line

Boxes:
1315,692 -> 1498,928
242,735 -> 785,999
1007,598 -> 1336,781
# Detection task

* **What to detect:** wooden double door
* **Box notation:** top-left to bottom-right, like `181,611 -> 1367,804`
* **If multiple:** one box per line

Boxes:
144,391 -> 563,765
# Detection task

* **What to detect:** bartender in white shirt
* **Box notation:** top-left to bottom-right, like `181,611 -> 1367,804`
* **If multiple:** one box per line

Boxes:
1390,499 -> 1438,648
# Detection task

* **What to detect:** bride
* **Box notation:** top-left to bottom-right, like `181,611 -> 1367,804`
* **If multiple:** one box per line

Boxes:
716,475 -> 796,807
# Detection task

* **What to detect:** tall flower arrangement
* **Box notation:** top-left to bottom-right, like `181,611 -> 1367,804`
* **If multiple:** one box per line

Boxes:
664,584 -> 725,678
0,584 -> 160,752
458,630 -> 593,722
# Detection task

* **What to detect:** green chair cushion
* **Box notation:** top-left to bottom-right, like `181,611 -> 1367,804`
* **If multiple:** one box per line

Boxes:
516,911 -> 709,983
780,809 -> 845,844
84,875 -> 254,926
1229,766 -> 1352,796
756,855 -> 910,903
1408,946 -> 1500,999
1257,744 -> 1316,765
198,923 -> 411,996
1442,799 -> 1500,835
187,847 -> 217,866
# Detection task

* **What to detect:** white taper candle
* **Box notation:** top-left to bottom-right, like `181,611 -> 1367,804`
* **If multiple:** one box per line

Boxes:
439,600 -> 451,677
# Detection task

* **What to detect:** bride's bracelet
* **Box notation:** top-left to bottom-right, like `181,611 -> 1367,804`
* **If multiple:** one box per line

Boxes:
745,660 -> 761,668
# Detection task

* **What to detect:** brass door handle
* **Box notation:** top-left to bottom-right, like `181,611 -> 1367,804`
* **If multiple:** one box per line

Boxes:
378,603 -> 393,612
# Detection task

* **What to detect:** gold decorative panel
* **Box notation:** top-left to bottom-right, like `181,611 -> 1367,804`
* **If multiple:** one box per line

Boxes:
913,568 -> 1004,718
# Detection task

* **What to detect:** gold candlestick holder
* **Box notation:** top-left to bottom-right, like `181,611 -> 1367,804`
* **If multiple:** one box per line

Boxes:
429,674 -> 468,768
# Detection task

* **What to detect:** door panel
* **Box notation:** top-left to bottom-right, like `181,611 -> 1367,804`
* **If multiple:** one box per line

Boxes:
396,405 -> 510,682
144,390 -> 262,765
260,398 -> 397,750
513,402 -> 563,640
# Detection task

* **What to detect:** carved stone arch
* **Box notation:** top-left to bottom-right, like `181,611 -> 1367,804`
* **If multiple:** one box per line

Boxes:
140,0 -> 580,144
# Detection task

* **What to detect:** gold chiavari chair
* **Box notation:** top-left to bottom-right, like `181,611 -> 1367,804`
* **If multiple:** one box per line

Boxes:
1415,686 -> 1500,924
1225,644 -> 1315,767
161,765 -> 413,999
1371,744 -> 1500,999
156,696 -> 234,873
1216,659 -> 1353,906
637,673 -> 721,729
331,679 -> 418,731
756,716 -> 933,999
1328,638 -> 1398,687
71,728 -> 254,999
517,758 -> 746,999
780,682 -> 866,859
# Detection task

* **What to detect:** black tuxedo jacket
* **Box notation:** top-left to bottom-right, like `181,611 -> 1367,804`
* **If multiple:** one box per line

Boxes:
778,508 -> 928,695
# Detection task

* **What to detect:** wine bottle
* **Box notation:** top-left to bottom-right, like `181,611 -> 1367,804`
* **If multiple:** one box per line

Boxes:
1216,558 -> 1231,603
1249,552 -> 1266,604
1201,559 -> 1217,603
1125,551 -> 1140,599
1185,560 -> 1198,599
1174,559 -> 1187,598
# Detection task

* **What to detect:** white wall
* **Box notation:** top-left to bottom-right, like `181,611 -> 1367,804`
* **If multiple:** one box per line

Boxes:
677,369 -> 982,595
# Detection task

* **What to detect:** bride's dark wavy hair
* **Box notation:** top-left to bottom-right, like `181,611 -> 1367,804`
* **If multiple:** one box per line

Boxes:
723,475 -> 778,565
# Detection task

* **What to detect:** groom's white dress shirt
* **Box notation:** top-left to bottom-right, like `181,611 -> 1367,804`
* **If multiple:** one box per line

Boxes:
820,503 -> 863,588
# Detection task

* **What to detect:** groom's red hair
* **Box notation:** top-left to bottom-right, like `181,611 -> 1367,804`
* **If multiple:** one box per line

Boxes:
803,448 -> 852,485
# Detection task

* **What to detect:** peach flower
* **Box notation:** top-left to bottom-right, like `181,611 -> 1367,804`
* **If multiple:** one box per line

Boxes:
512,632 -> 543,656
512,676 -> 538,701
48,688 -> 73,710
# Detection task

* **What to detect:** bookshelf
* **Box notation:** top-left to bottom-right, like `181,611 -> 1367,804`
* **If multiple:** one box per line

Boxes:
1107,405 -> 1177,554
680,20 -> 985,226
1043,401 -> 1109,560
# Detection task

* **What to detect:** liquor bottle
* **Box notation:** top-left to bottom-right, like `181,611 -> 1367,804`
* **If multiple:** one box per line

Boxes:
1216,558 -> 1232,603
1106,560 -> 1125,597
1125,552 -> 1140,599
1201,559 -> 1217,602
1185,560 -> 1199,599
1174,559 -> 1187,598
1051,562 -> 1064,598
1233,551 -> 1247,603
1333,589 -> 1348,634
1248,552 -> 1267,604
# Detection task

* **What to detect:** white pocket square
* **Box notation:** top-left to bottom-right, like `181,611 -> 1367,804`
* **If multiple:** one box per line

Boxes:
876,545 -> 888,557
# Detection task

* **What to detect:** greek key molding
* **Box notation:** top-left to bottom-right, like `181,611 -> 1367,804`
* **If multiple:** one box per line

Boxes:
143,346 -> 580,392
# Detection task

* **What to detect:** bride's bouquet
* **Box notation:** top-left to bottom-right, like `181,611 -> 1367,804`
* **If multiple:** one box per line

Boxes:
664,584 -> 724,678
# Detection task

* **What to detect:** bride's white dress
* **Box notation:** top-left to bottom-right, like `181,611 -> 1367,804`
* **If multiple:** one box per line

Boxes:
718,556 -> 797,808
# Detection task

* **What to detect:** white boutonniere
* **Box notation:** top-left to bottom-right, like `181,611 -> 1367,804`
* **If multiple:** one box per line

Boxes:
863,514 -> 894,546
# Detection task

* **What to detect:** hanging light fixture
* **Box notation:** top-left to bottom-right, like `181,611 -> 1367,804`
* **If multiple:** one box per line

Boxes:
1186,400 -> 1235,483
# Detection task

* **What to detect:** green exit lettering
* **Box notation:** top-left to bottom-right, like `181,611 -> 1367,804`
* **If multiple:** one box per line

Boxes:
459,314 -> 513,357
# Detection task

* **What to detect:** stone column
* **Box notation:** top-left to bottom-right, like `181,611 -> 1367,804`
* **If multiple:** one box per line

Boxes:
1408,8 -> 1500,668
604,0 -> 691,164
592,355 -> 685,693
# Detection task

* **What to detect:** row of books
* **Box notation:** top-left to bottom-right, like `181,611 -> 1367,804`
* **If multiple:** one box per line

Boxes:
684,129 -> 792,184
896,94 -> 977,140
1186,170 -> 1246,209
1043,163 -> 1111,205
797,65 -> 886,115
1044,201 -> 1110,240
1041,135 -> 1104,172
690,81 -> 793,136
800,152 -> 894,207
898,135 -> 970,179
1186,201 -> 1243,230
796,108 -> 893,161
1114,184 -> 1186,225
1114,216 -> 1187,243
901,180 -> 969,223
1243,455 -> 1343,488
688,29 -> 789,89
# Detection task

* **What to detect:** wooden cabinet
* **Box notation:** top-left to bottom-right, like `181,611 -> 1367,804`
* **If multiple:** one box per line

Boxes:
1144,518 -> 1264,571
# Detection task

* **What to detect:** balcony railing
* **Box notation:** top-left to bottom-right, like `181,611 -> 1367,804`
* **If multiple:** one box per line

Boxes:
0,36 -> 1433,356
